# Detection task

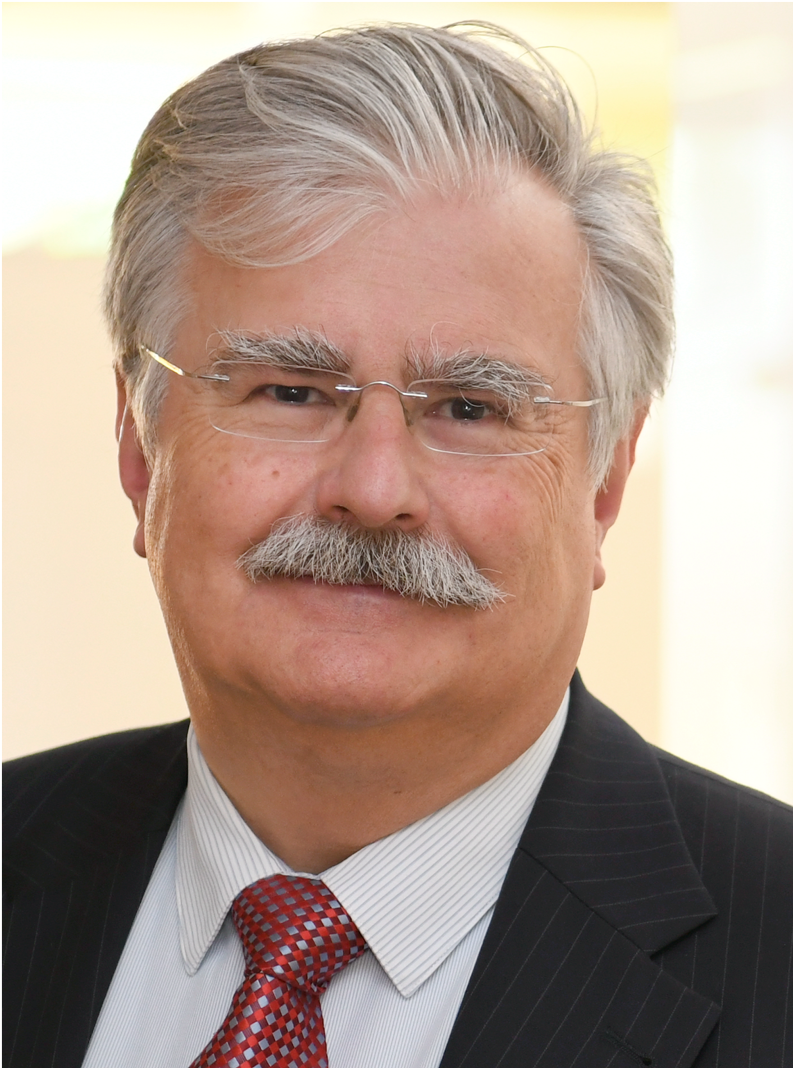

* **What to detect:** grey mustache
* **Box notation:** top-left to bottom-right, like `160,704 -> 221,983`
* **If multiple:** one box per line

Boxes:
236,515 -> 506,610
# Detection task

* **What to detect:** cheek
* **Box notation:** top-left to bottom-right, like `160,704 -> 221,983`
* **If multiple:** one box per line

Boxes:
437,450 -> 595,595
144,434 -> 314,582
453,448 -> 576,538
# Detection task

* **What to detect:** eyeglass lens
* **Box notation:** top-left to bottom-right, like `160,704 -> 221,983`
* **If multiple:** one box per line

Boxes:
199,363 -> 556,456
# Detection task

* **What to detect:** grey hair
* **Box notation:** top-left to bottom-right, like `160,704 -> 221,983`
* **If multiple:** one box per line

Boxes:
104,21 -> 673,485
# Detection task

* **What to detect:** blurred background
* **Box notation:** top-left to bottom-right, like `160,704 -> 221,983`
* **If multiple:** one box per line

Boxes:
3,2 -> 792,803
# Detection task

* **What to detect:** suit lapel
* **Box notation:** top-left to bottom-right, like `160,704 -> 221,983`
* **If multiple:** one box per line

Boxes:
3,721 -> 189,1068
439,676 -> 720,1068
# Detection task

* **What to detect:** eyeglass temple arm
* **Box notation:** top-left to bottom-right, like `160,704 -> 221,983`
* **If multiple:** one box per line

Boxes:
141,347 -> 230,382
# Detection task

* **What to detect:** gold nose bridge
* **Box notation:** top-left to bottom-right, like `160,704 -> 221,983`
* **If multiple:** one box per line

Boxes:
336,380 -> 428,428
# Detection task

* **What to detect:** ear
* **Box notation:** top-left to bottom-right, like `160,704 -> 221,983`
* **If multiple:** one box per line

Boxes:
592,407 -> 647,590
116,375 -> 150,559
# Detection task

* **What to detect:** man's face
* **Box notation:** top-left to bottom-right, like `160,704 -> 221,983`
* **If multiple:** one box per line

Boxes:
120,175 -> 632,743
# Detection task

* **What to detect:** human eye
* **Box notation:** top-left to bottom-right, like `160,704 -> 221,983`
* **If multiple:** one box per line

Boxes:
207,363 -> 349,442
222,365 -> 339,407
263,382 -> 331,406
424,386 -> 509,423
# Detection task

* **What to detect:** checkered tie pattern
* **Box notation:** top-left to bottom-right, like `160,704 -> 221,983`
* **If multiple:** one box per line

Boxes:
189,873 -> 367,1068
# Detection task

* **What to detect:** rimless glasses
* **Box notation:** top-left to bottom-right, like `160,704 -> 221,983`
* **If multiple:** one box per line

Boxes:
141,345 -> 605,459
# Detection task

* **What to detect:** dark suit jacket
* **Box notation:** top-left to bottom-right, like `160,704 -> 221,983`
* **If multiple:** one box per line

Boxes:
4,675 -> 792,1068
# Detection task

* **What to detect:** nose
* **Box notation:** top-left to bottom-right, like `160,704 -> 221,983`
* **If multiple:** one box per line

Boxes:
313,384 -> 431,531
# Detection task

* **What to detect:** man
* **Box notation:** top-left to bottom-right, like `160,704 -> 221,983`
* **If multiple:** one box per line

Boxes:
4,22 -> 791,1068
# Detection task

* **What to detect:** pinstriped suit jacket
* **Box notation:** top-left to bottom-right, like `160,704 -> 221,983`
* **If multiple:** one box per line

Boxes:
4,675 -> 792,1068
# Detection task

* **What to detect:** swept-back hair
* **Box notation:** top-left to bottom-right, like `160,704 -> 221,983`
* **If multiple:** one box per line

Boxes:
105,22 -> 673,484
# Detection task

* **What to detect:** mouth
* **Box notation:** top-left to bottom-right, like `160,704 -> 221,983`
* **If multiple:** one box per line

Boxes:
291,574 -> 399,596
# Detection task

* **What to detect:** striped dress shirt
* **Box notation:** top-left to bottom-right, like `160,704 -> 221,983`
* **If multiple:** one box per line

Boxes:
81,693 -> 567,1068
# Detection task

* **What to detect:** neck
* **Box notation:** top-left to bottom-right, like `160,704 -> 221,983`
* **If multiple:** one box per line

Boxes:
189,683 -> 566,873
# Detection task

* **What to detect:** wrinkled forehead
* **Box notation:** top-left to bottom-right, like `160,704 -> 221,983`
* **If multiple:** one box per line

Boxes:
173,178 -> 587,390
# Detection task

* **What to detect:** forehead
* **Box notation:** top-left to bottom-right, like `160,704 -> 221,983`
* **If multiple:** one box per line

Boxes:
175,174 -> 586,387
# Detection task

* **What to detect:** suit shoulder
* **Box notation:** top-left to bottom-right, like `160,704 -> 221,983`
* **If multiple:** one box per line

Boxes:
3,721 -> 190,844
653,746 -> 793,818
653,746 -> 793,887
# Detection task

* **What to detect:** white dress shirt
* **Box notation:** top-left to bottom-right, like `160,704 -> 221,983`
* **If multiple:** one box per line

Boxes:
82,693 -> 567,1068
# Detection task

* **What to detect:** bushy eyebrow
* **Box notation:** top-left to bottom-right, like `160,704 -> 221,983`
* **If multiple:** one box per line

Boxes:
406,349 -> 554,406
212,328 -> 351,373
210,330 -> 553,406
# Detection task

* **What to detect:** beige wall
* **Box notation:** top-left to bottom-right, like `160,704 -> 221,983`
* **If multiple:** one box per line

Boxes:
3,251 -> 187,753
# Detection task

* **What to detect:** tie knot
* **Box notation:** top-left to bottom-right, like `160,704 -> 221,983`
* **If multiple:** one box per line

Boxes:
232,874 -> 366,996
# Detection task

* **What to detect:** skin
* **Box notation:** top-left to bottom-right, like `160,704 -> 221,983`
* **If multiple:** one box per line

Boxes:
118,176 -> 644,873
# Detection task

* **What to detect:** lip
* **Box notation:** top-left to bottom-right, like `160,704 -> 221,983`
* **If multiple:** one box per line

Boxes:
291,575 -> 402,598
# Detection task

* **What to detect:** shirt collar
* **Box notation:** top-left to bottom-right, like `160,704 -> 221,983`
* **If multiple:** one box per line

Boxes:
176,692 -> 568,996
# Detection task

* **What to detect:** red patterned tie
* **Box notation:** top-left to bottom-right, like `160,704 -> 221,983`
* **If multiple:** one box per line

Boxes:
190,873 -> 367,1068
